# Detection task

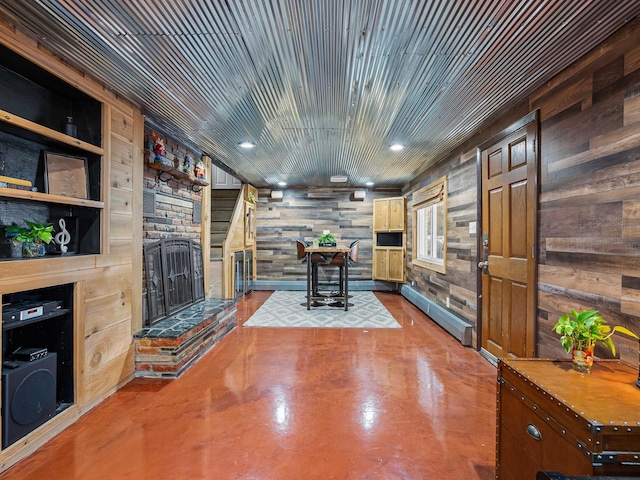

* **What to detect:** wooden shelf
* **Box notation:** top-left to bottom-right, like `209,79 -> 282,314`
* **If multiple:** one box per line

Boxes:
148,162 -> 209,188
0,108 -> 104,155
0,187 -> 104,208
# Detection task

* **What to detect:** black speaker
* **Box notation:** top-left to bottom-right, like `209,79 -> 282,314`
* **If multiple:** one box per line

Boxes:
2,352 -> 57,448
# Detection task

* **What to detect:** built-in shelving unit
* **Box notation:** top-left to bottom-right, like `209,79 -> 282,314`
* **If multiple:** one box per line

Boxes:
372,197 -> 407,283
0,20 -> 141,471
0,43 -> 103,258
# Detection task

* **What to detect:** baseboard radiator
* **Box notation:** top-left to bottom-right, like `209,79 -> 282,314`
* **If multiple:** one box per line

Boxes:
399,285 -> 473,346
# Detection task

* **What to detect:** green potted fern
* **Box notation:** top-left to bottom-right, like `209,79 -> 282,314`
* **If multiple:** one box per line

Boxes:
552,309 -> 638,373
5,221 -> 54,258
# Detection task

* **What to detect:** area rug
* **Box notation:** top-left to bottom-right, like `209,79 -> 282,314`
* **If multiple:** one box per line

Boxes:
243,291 -> 401,329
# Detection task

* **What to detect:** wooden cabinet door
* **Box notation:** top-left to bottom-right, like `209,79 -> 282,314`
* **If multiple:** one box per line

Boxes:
387,249 -> 405,282
373,248 -> 404,282
387,197 -> 405,231
373,248 -> 387,280
373,199 -> 389,231
374,197 -> 405,231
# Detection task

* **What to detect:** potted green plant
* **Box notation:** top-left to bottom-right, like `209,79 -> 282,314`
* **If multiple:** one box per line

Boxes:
5,221 -> 54,258
552,309 -> 637,373
317,232 -> 336,247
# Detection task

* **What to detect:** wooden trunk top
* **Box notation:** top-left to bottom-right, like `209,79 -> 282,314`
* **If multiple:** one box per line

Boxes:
501,358 -> 640,426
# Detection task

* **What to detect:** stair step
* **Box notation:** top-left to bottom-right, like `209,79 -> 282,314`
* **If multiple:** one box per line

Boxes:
211,220 -> 229,232
212,199 -> 236,209
211,210 -> 233,222
210,233 -> 226,244
210,228 -> 227,237
209,189 -> 241,252
212,189 -> 241,197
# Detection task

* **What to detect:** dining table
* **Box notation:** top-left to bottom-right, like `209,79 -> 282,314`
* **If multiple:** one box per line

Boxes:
304,245 -> 351,311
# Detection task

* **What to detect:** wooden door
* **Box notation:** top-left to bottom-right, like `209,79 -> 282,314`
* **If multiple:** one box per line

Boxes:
480,115 -> 538,359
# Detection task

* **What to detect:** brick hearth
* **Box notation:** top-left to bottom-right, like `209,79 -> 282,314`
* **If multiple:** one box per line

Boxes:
134,298 -> 237,378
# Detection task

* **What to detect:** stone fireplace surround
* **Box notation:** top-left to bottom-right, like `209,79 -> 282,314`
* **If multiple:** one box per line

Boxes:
135,238 -> 237,378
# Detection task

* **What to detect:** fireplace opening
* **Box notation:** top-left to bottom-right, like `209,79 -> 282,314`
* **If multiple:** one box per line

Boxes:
143,238 -> 205,327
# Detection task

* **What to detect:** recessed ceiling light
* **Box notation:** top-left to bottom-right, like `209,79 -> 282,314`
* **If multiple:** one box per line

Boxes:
330,175 -> 348,183
278,181 -> 287,186
239,141 -> 256,148
389,144 -> 404,151
365,181 -> 374,187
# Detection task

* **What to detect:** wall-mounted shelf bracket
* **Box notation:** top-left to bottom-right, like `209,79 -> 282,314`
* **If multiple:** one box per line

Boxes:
158,171 -> 173,183
148,161 -> 209,191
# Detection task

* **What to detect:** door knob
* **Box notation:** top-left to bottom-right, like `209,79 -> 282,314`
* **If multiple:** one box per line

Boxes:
477,261 -> 488,269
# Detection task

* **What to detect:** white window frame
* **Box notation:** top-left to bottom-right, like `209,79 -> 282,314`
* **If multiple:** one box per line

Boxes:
412,176 -> 447,274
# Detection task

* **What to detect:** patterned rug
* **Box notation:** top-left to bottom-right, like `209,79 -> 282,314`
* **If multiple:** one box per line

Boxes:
243,291 -> 401,329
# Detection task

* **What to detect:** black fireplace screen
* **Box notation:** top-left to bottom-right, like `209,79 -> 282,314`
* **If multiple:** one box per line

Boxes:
143,238 -> 204,326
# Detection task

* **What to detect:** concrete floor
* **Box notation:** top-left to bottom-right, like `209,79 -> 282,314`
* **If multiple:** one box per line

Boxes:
0,291 -> 497,480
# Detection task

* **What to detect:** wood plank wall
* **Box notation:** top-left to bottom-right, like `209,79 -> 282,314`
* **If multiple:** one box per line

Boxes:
255,187 -> 401,282
533,21 -> 640,362
404,149 -> 486,334
404,17 -> 640,361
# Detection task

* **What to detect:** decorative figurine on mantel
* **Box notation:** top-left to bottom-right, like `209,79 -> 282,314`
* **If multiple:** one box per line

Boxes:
151,131 -> 165,162
194,158 -> 205,180
183,154 -> 194,175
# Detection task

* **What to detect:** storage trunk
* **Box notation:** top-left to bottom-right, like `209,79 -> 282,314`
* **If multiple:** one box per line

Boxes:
497,359 -> 640,479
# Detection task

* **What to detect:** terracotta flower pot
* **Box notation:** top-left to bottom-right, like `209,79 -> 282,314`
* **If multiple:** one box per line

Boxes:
571,344 -> 595,374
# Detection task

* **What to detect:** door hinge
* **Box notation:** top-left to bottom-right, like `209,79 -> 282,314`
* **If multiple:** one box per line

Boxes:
532,242 -> 536,259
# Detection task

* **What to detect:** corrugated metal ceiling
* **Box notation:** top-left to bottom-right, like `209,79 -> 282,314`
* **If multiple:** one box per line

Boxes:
1,1 -> 639,187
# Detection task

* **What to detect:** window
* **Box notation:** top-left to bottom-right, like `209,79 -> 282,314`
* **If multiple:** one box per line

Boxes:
412,176 -> 447,273
416,202 -> 445,262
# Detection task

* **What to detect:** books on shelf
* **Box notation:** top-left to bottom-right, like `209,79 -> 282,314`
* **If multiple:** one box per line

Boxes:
0,175 -> 37,192
0,175 -> 32,187
0,181 -> 37,192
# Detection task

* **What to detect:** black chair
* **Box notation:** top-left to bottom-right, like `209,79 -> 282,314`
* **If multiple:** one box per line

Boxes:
328,240 -> 359,297
296,239 -> 326,295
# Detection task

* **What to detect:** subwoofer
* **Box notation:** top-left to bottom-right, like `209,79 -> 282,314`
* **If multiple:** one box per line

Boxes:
2,352 -> 57,448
